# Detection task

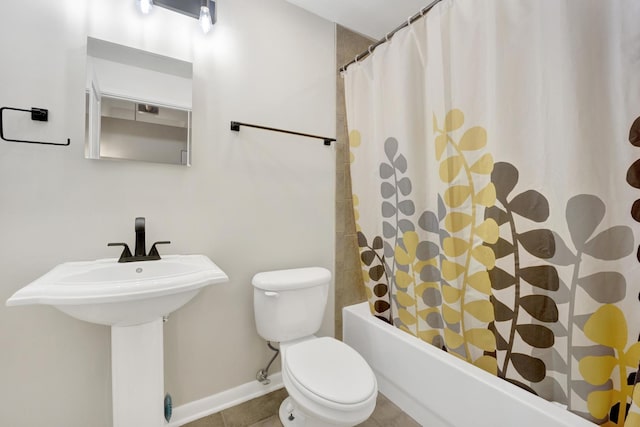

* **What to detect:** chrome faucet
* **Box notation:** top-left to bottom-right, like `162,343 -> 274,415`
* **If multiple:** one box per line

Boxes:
108,217 -> 171,263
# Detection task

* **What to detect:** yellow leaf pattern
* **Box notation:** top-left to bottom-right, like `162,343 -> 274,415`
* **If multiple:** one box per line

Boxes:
350,131 -> 392,324
580,356 -> 619,386
443,237 -> 470,257
442,285 -> 462,303
444,328 -> 465,349
624,343 -> 640,368
445,109 -> 465,132
444,185 -> 472,208
584,305 -> 628,350
463,300 -> 495,323
442,260 -> 466,281
627,412 -> 640,426
580,305 -> 640,425
474,356 -> 499,376
435,134 -> 448,161
445,212 -> 473,232
439,155 -> 464,183
349,130 -> 361,164
470,153 -> 494,175
466,271 -> 492,294
589,390 -> 615,420
471,246 -> 496,269
393,231 -> 441,340
395,270 -> 413,288
475,219 -> 499,244
396,290 -> 416,307
628,384 -> 640,427
442,304 -> 462,324
459,126 -> 487,151
398,308 -> 417,326
350,100 -> 640,427
466,328 -> 497,352
474,183 -> 497,207
433,110 -> 497,370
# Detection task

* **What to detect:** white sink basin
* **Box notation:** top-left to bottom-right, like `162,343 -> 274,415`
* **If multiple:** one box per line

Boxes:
7,253 -> 228,426
6,254 -> 228,326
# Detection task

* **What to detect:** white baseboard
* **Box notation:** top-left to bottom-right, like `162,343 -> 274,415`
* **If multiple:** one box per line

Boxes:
166,372 -> 284,426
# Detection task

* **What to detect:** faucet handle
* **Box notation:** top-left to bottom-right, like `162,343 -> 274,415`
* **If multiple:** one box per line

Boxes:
108,243 -> 133,263
149,241 -> 171,258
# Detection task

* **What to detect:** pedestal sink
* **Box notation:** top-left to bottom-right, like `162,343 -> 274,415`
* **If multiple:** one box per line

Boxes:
7,254 -> 228,427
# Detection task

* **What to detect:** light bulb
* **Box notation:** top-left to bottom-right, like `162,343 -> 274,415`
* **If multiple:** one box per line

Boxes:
199,5 -> 212,34
138,0 -> 153,15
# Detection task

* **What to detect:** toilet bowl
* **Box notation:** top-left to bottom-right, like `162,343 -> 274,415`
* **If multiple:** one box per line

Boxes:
252,267 -> 378,426
279,337 -> 377,426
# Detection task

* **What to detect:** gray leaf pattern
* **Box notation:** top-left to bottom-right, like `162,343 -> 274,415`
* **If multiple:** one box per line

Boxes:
577,272 -> 626,303
352,125 -> 638,425
556,194 -> 635,413
583,226 -> 634,260
378,137 -> 444,335
566,194 -> 605,249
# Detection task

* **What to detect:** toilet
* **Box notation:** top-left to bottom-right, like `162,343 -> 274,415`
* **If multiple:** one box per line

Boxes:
252,267 -> 378,426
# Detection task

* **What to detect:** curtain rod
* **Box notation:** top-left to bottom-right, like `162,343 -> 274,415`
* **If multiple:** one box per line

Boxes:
339,0 -> 443,73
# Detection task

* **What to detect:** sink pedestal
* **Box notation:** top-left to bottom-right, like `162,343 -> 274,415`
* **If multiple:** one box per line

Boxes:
112,318 -> 165,427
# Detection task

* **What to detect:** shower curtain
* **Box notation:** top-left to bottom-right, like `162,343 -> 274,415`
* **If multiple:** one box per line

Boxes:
343,0 -> 640,424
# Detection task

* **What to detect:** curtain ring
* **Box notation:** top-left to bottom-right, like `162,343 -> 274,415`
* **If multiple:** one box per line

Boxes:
407,15 -> 414,26
368,45 -> 374,55
385,32 -> 391,42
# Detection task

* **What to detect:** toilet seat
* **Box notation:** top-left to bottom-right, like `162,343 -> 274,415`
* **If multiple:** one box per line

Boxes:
284,337 -> 377,409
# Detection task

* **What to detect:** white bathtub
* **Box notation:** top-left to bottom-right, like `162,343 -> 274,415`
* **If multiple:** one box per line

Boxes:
343,302 -> 595,427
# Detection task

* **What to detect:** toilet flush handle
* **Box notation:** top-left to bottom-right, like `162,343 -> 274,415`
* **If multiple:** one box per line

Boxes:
264,291 -> 279,298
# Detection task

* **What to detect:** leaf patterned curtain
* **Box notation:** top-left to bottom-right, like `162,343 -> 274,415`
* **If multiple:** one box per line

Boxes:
343,0 -> 640,425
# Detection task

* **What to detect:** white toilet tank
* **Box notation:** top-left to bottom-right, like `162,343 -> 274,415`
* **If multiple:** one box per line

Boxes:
252,267 -> 331,343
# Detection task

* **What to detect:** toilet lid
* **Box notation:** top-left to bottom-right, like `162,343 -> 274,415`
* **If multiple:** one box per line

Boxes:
252,267 -> 331,291
285,337 -> 376,405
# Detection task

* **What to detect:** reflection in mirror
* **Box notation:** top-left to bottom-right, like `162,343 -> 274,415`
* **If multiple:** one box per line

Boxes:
85,37 -> 193,166
97,96 -> 190,165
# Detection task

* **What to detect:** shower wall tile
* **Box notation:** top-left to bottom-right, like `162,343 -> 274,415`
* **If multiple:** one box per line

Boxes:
344,159 -> 353,184
344,197 -> 357,241
335,25 -> 374,340
335,234 -> 346,273
344,233 -> 360,271
338,198 -> 358,240
336,267 -> 366,316
336,199 -> 346,234
335,144 -> 346,199
337,26 -> 374,64
336,143 -> 346,166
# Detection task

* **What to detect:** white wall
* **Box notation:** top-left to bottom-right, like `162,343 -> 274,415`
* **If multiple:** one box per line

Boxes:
286,0 -> 428,39
0,0 -> 335,426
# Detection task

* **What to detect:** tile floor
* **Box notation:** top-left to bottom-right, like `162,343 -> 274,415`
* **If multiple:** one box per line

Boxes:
183,388 -> 420,427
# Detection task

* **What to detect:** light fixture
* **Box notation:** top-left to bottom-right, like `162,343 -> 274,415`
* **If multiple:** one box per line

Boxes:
137,0 -> 153,15
137,0 -> 216,33
199,0 -> 213,34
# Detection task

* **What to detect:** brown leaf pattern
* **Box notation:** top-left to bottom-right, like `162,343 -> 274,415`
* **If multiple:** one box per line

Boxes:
486,162 -> 558,391
348,111 -> 639,426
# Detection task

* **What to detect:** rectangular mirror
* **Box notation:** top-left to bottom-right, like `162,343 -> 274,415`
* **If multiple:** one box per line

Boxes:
85,37 -> 193,166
